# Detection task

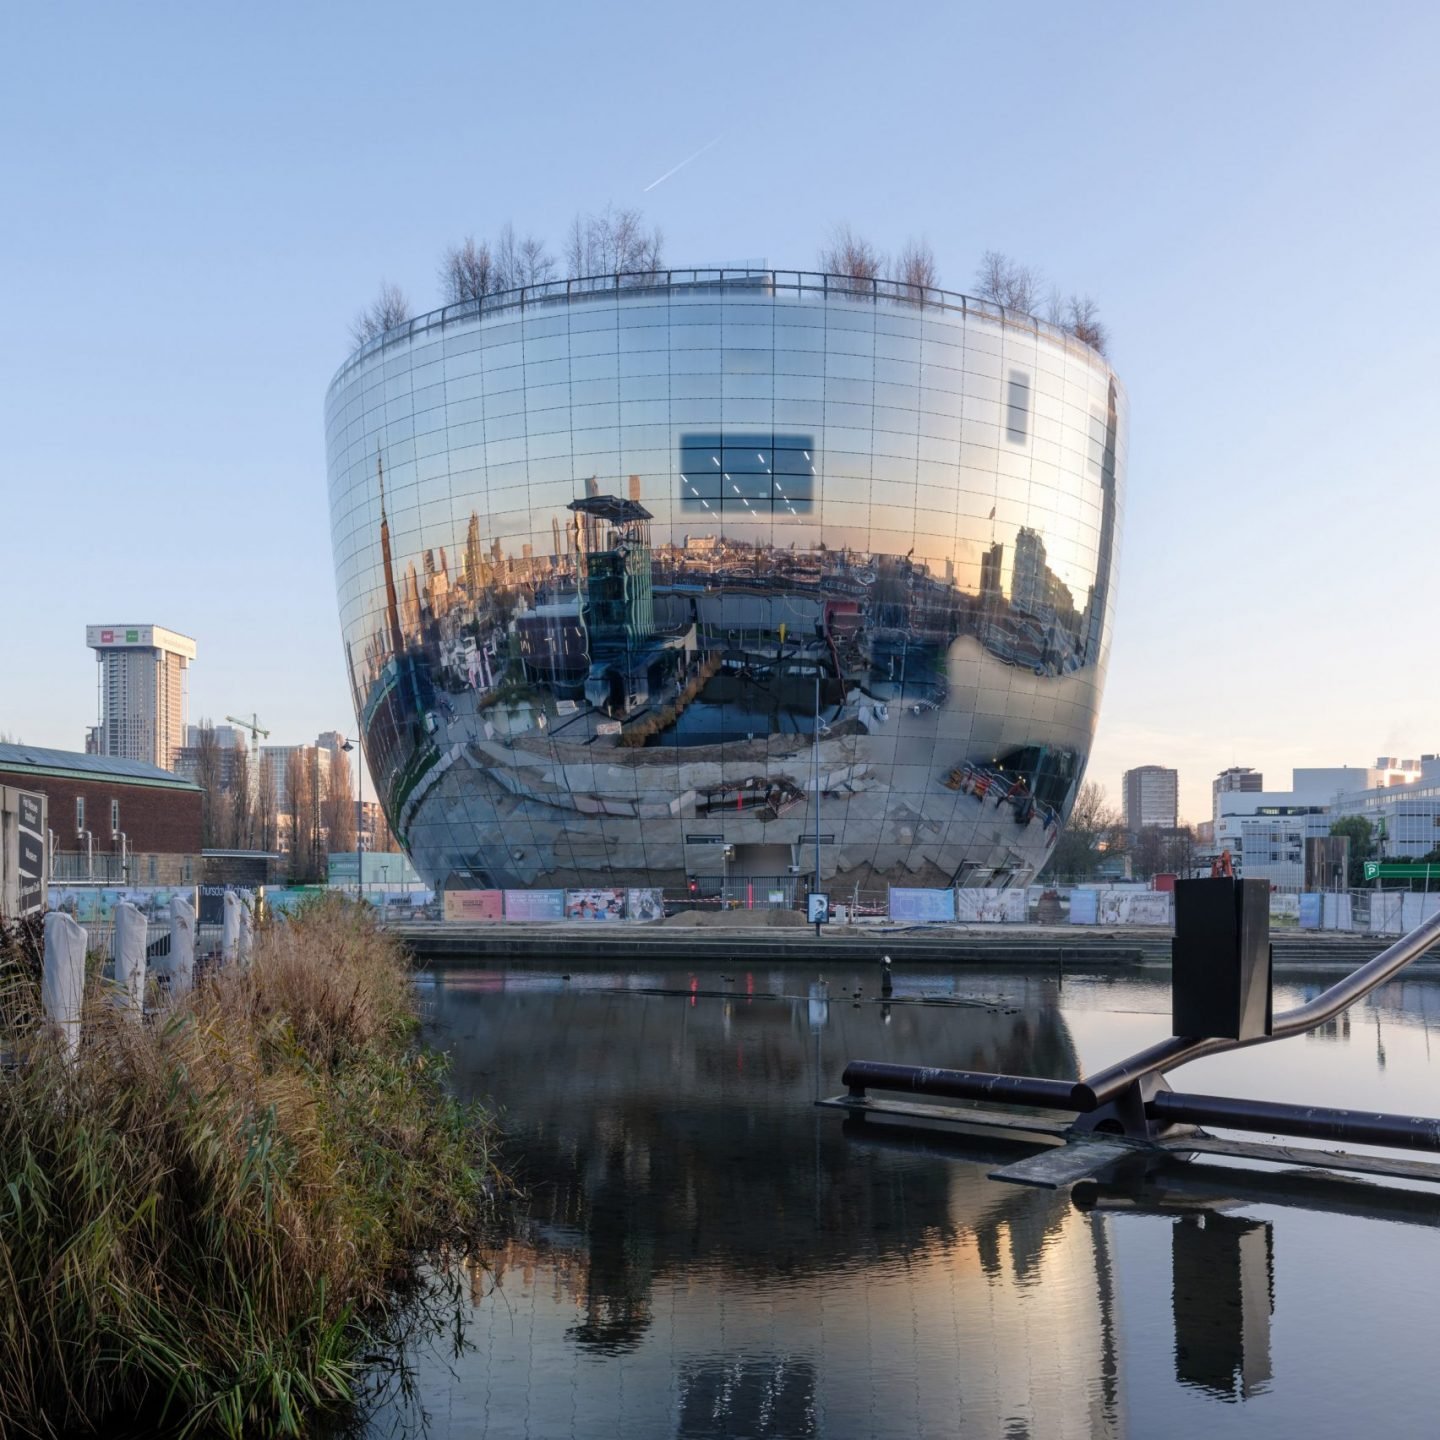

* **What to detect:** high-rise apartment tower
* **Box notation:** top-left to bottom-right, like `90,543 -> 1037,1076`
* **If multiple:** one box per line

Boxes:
86,625 -> 197,770
1123,765 -> 1179,834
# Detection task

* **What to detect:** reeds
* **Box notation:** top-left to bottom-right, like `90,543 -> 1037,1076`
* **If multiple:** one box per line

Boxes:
617,651 -> 723,747
0,894 -> 504,1438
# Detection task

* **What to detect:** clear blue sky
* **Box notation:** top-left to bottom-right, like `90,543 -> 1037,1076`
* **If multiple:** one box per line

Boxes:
3,1 -> 1437,821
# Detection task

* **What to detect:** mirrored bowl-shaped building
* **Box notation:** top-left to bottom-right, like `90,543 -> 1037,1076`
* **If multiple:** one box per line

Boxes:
324,270 -> 1126,896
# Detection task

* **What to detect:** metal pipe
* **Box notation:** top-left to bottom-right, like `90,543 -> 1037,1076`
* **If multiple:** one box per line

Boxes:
1149,1090 -> 1440,1153
842,1060 -> 1081,1109
1075,905 -> 1440,1110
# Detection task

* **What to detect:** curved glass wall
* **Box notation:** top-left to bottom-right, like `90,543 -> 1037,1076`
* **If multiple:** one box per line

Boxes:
324,271 -> 1127,893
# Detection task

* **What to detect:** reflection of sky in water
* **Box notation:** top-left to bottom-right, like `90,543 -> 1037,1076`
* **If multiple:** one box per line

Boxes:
362,964 -> 1440,1438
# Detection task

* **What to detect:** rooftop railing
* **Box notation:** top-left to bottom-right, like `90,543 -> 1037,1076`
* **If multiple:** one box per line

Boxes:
329,268 -> 1113,394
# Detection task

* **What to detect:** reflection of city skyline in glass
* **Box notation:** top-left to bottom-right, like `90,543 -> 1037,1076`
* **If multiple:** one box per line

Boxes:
324,271 -> 1127,891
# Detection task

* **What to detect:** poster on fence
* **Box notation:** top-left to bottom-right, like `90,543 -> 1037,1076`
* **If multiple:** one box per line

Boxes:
1069,889 -> 1099,924
626,888 -> 665,922
48,886 -> 190,923
954,888 -> 1027,923
565,888 -> 626,921
503,889 -> 566,921
1268,893 -> 1300,924
444,889 -> 503,922
1298,893 -> 1323,929
1096,890 -> 1173,926
888,887 -> 957,923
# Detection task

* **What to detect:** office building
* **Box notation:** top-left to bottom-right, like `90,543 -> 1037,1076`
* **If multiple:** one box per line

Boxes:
1123,766 -> 1179,834
86,624 -> 197,770
1212,767 -> 1262,825
325,266 -> 1126,893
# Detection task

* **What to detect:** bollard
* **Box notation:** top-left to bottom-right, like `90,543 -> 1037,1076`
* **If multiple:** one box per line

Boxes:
42,911 -> 87,1061
169,894 -> 195,999
880,953 -> 893,997
112,901 -> 146,1019
222,890 -> 240,964
238,900 -> 253,967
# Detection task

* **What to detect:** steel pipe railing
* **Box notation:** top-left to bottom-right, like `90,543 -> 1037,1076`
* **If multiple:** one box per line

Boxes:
836,906 -> 1440,1147
1149,1091 -> 1440,1152
1074,904 -> 1440,1110
842,1060 -> 1080,1109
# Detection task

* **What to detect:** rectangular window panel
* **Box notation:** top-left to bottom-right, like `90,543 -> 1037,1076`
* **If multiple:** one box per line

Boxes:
1005,370 -> 1031,445
678,432 -> 815,514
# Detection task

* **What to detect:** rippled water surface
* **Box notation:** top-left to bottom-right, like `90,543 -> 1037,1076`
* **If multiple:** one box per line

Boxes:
365,963 -> 1440,1439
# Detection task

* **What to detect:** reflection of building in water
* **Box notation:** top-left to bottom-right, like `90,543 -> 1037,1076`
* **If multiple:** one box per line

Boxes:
325,271 -> 1127,892
1173,1214 -> 1273,1400
429,977 -> 1122,1436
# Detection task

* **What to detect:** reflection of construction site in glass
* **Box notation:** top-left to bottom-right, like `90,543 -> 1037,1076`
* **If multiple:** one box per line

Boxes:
327,273 -> 1125,892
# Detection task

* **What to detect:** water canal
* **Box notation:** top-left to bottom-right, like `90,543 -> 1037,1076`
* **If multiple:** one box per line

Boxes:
366,962 -> 1440,1438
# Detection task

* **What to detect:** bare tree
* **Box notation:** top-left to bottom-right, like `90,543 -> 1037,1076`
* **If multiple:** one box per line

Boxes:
494,223 -> 522,292
519,234 -> 557,286
1065,294 -> 1108,355
254,750 -> 277,854
323,746 -> 356,854
228,741 -> 252,851
1043,780 -> 1124,881
974,250 -> 1042,314
820,224 -> 885,289
439,236 -> 495,303
306,749 -> 325,879
193,721 -> 223,849
896,237 -> 939,300
565,206 -> 664,284
284,748 -> 318,883
349,281 -> 411,347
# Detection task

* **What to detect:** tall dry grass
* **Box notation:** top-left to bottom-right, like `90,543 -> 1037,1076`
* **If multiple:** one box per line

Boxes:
0,894 -> 504,1438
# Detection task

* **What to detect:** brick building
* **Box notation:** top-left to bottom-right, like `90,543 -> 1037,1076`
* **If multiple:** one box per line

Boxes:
0,743 -> 203,886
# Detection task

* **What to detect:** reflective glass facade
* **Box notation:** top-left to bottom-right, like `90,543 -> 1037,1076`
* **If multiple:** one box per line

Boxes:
324,272 -> 1127,892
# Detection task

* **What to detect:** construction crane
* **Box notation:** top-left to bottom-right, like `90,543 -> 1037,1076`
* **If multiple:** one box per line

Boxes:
226,713 -> 270,749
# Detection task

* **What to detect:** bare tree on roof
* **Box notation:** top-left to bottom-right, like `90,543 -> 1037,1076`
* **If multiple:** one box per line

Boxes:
1065,294 -> 1108,355
565,206 -> 665,286
820,224 -> 885,291
974,250 -> 1042,314
349,281 -> 410,347
440,236 -> 496,303
519,234 -> 557,286
896,237 -> 939,301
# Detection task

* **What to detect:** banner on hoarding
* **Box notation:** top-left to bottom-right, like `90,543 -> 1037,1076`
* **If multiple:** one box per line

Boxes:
444,889 -> 503,922
1096,890 -> 1172,926
566,888 -> 626,920
1070,889 -> 1171,925
888,887 -> 957,923
626,888 -> 665,922
503,889 -> 566,921
49,886 -> 192,923
954,889 -> 1027,923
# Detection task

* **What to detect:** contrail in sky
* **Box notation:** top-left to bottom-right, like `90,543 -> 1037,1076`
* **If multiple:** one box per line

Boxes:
643,135 -> 722,192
